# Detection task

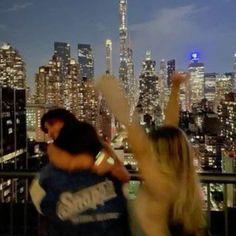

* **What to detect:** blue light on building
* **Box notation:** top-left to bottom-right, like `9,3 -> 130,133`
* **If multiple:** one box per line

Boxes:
191,52 -> 200,62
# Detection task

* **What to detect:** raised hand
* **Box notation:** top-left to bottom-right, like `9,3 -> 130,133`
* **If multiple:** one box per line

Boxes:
171,72 -> 188,87
164,71 -> 187,126
93,150 -> 115,175
93,148 -> 130,182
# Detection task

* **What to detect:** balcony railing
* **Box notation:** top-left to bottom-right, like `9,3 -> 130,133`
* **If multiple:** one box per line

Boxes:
0,171 -> 235,236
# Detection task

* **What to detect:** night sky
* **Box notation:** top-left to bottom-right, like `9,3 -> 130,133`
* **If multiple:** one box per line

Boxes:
1,0 -> 236,89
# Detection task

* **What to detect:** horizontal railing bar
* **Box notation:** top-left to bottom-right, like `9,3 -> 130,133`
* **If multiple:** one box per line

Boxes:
0,170 -> 235,183
130,171 -> 236,183
0,171 -> 37,178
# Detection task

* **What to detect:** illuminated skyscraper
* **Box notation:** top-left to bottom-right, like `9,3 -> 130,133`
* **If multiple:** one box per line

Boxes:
26,86 -> 33,103
64,58 -> 80,116
26,103 -> 43,141
218,92 -> 236,206
204,73 -> 217,102
30,57 -> 78,141
105,39 -> 112,74
78,44 -> 94,80
119,0 -> 136,118
215,73 -> 233,105
119,0 -> 129,92
0,43 -> 26,88
127,46 -> 137,113
26,103 -> 57,142
54,42 -> 70,78
188,52 -> 204,108
159,60 -> 168,112
160,60 -> 167,87
218,93 -> 236,162
35,66 -> 49,104
77,77 -> 99,128
47,55 -> 63,106
167,59 -> 175,88
203,73 -> 217,111
137,51 -> 160,124
35,55 -> 63,106
99,39 -> 115,140
219,93 -> 236,142
179,78 -> 191,112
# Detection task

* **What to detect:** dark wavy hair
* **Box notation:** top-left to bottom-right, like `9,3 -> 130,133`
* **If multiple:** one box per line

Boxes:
41,108 -> 102,157
41,108 -> 78,133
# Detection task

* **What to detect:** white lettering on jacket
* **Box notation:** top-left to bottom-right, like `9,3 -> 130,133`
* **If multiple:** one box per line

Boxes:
56,179 -> 117,221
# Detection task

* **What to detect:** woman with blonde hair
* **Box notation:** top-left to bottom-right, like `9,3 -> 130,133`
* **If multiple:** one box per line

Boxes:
96,73 -> 206,236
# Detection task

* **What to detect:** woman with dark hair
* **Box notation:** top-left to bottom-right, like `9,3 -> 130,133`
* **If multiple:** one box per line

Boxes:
30,108 -> 130,236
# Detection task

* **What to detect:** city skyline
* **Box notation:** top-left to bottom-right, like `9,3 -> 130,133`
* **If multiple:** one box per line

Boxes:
1,3 -> 236,231
1,0 -> 236,89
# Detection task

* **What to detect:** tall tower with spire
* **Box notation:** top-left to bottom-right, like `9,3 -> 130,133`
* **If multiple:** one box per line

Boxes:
119,0 -> 129,92
119,0 -> 137,117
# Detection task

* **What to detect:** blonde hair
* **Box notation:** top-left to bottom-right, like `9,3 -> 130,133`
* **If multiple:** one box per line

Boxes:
149,126 -> 206,234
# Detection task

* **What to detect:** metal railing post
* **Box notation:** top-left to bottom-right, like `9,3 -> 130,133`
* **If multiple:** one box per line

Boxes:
206,183 -> 211,227
223,184 -> 229,236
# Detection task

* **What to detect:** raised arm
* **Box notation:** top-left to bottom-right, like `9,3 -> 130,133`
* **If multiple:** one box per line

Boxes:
96,75 -> 174,199
164,72 -> 187,126
95,75 -> 150,158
